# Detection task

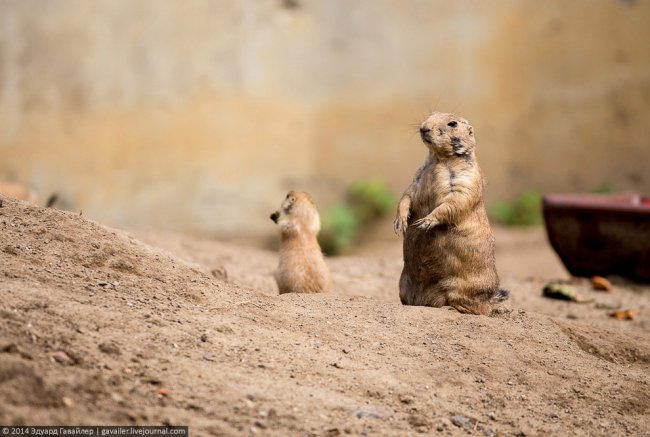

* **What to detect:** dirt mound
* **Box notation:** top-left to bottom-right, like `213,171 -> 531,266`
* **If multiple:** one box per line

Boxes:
558,323 -> 650,365
1,195 -> 648,435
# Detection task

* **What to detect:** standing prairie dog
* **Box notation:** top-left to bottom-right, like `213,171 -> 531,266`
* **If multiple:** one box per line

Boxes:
270,191 -> 330,294
394,112 -> 508,315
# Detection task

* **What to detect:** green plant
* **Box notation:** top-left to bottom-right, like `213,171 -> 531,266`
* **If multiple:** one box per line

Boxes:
318,204 -> 359,255
592,182 -> 617,194
347,180 -> 394,221
489,189 -> 543,226
318,180 -> 395,255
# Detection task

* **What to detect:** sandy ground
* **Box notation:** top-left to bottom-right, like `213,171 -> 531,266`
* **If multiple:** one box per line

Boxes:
1,196 -> 648,436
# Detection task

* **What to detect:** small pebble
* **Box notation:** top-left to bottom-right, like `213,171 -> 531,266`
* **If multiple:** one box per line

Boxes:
52,351 -> 71,364
253,421 -> 266,429
354,407 -> 385,419
98,342 -> 121,355
449,415 -> 474,431
203,351 -> 215,361
407,413 -> 429,428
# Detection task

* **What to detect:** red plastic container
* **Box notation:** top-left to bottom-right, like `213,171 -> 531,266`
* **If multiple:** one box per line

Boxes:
542,193 -> 650,283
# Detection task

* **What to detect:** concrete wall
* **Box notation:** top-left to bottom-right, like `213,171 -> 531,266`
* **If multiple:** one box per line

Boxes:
1,0 -> 649,234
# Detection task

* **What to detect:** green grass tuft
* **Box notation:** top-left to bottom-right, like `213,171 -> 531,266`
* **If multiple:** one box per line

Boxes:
489,189 -> 543,227
319,180 -> 394,255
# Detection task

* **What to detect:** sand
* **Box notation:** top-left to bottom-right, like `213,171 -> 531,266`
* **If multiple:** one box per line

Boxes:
1,195 -> 648,436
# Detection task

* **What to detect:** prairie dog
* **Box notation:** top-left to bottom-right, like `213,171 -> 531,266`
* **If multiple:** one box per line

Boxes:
394,112 -> 508,315
270,191 -> 329,294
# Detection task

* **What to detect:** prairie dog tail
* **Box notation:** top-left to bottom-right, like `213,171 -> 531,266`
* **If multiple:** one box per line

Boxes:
45,193 -> 59,208
493,288 -> 510,302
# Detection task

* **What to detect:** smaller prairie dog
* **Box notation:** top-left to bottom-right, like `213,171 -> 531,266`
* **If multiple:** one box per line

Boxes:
270,191 -> 329,294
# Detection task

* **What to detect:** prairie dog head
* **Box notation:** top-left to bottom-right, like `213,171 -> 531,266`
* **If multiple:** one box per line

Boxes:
270,191 -> 321,237
419,112 -> 476,159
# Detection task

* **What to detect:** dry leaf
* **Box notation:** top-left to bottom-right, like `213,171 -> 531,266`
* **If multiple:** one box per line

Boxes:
610,309 -> 635,320
543,283 -> 578,301
591,276 -> 612,292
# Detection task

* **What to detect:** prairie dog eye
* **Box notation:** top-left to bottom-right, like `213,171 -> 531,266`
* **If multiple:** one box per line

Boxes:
447,121 -> 458,128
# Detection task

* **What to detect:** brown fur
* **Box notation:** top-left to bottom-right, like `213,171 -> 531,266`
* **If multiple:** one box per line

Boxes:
394,112 -> 506,315
270,191 -> 329,294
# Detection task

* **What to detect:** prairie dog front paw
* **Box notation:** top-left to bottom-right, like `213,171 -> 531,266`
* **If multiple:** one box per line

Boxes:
413,216 -> 439,231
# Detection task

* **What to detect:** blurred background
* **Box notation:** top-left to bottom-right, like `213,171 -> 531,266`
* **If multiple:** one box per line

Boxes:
1,0 -> 649,238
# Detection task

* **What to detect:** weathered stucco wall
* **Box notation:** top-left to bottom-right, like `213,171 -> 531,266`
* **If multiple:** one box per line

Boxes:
1,0 -> 649,233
